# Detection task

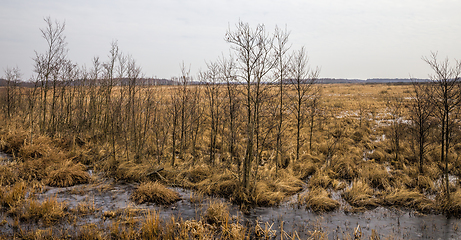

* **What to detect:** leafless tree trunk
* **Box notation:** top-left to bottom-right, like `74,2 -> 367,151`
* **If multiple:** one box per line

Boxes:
289,46 -> 319,162
3,67 -> 21,119
225,21 -> 277,190
423,52 -> 461,202
274,26 -> 290,172
33,17 -> 68,135
409,81 -> 434,174
202,61 -> 222,165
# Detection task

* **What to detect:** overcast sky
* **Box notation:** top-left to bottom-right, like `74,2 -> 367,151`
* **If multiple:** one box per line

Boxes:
1,0 -> 461,80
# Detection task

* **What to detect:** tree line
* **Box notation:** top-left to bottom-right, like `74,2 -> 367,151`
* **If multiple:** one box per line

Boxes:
0,18 -> 320,194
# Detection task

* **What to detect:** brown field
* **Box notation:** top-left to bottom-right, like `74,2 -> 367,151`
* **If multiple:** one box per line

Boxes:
1,82 -> 461,239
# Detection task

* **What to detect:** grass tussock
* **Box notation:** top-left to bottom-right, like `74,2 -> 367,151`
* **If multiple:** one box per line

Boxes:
45,160 -> 90,187
195,169 -> 247,203
186,164 -> 211,183
293,160 -> 317,180
441,187 -> 461,217
131,181 -> 181,205
0,181 -> 27,209
331,156 -> 357,180
0,165 -> 17,186
383,187 -> 435,212
204,200 -> 230,226
342,179 -> 380,209
20,197 -> 68,226
303,187 -> 340,212
308,169 -> 333,189
360,163 -> 390,189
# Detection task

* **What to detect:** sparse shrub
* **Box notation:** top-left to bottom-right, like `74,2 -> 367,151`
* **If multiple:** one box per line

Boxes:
131,181 -> 180,205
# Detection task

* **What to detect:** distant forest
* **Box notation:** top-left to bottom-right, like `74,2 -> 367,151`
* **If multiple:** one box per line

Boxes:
0,77 -> 429,87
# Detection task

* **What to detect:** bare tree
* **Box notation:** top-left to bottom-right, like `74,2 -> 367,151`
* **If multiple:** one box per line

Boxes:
3,67 -> 22,119
225,21 -> 277,190
423,52 -> 461,201
219,56 -> 241,170
289,46 -> 319,163
273,26 -> 291,171
409,81 -> 434,174
387,97 -> 406,162
202,61 -> 222,165
33,17 -> 68,134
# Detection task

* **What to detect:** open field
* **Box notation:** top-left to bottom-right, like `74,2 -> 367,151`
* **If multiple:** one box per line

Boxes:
2,82 -> 461,239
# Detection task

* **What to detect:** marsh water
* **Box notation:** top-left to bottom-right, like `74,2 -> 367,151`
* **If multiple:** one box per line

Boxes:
25,180 -> 461,239
2,150 -> 461,239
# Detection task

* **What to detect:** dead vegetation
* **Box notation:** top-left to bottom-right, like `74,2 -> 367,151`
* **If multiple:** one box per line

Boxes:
302,187 -> 340,212
342,179 -> 380,209
131,181 -> 181,205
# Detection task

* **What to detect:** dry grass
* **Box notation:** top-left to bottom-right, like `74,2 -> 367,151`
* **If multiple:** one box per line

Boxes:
20,197 -> 68,226
140,210 -> 162,240
342,179 -> 380,209
203,200 -> 229,226
331,156 -> 357,180
303,187 -> 340,212
442,187 -> 461,217
194,169 -> 247,204
308,169 -> 333,189
0,181 -> 27,209
131,181 -> 181,205
360,162 -> 390,189
45,160 -> 90,187
383,187 -> 435,212
0,165 -> 17,186
292,160 -> 317,180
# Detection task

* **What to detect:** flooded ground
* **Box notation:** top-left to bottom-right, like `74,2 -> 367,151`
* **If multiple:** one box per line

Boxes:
1,149 -> 461,239
0,177 -> 458,239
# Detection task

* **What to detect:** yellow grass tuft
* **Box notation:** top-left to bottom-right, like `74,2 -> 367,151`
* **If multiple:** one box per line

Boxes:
442,187 -> 461,217
360,162 -> 390,189
0,165 -> 17,186
383,187 -> 435,212
20,197 -> 68,226
303,187 -> 340,212
342,179 -> 380,208
141,210 -> 162,239
308,169 -> 333,189
331,156 -> 357,180
45,160 -> 90,187
131,181 -> 181,205
203,200 -> 230,226
0,181 -> 27,209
